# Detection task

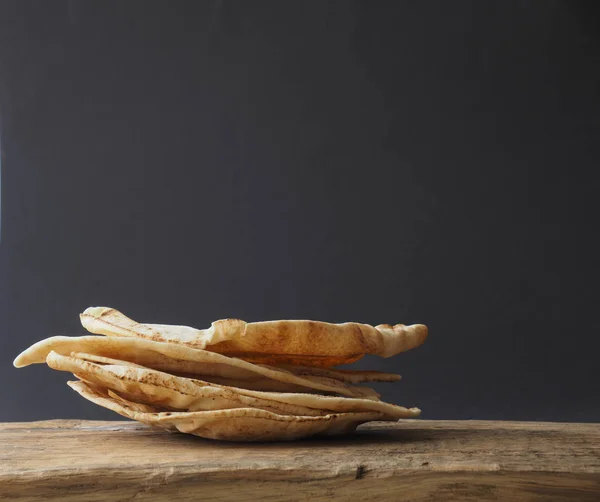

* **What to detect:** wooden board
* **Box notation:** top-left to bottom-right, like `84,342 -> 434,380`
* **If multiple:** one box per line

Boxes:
1,419 -> 599,501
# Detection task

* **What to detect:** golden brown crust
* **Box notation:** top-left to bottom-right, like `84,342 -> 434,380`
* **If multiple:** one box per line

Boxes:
79,307 -> 428,366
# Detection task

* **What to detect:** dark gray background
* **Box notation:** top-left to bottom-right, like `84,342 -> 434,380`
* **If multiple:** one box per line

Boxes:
1,0 -> 599,422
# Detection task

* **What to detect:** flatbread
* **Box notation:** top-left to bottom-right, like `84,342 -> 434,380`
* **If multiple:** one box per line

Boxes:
14,336 -> 375,398
67,380 -> 387,441
49,352 -> 329,416
47,351 -> 420,418
80,307 -> 428,367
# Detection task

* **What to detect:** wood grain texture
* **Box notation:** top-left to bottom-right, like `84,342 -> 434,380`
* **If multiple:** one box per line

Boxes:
1,419 -> 599,501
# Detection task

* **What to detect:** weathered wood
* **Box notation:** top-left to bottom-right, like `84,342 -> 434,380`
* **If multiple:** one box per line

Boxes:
1,419 -> 599,501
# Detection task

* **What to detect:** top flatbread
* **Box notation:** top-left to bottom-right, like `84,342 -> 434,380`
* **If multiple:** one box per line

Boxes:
80,307 -> 428,367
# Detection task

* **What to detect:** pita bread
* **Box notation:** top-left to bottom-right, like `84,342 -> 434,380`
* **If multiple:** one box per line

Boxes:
14,336 -> 374,398
67,381 -> 388,441
80,307 -> 428,367
49,352 -> 329,416
47,352 -> 420,418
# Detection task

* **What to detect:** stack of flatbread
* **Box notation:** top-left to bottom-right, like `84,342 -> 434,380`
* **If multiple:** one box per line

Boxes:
14,307 -> 428,441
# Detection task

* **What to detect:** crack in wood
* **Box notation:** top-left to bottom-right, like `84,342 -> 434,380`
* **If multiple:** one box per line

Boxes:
355,465 -> 366,480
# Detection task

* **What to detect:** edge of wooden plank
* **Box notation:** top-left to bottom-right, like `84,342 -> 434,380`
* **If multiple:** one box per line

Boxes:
2,418 -> 600,430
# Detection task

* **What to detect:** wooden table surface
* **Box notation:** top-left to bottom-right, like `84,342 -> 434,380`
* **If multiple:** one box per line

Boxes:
1,419 -> 599,501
